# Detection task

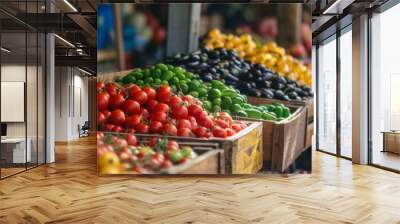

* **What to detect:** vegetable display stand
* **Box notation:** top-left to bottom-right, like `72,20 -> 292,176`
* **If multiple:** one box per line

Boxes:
247,96 -> 314,150
134,121 -> 263,174
239,105 -> 307,172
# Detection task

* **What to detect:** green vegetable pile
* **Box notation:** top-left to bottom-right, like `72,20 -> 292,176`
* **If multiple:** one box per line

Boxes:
117,63 -> 291,122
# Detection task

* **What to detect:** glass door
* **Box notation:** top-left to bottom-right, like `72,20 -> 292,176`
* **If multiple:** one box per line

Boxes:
370,3 -> 400,171
317,35 -> 337,155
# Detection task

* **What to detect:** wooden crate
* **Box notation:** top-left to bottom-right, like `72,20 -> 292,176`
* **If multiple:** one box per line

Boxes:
100,121 -> 263,175
99,133 -> 225,175
238,106 -> 307,172
139,121 -> 263,174
247,96 -> 314,124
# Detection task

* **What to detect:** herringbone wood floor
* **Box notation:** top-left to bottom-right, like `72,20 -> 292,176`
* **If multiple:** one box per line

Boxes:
1,136 -> 400,224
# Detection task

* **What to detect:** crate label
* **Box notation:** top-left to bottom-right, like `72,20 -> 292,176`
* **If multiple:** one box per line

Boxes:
234,126 -> 262,174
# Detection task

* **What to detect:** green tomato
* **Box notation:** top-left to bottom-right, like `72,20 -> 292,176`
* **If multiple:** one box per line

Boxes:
236,110 -> 248,117
212,98 -> 221,106
185,72 -> 194,79
209,89 -> 222,99
169,151 -> 183,163
188,80 -> 200,92
136,80 -> 144,86
180,83 -> 189,94
171,77 -> 180,85
144,77 -> 153,84
121,75 -> 135,84
155,63 -> 168,72
197,88 -> 208,97
231,104 -> 242,113
212,105 -> 222,113
181,146 -> 193,158
154,78 -> 162,85
203,100 -> 212,111
232,96 -> 244,105
221,96 -> 233,109
189,91 -> 199,98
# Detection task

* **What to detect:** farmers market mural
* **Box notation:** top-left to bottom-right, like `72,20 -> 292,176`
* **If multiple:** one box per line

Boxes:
97,3 -> 313,175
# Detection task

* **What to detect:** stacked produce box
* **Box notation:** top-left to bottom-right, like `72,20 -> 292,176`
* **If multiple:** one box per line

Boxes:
97,30 -> 314,174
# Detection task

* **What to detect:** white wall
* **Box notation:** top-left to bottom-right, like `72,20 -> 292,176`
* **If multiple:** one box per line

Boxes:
55,67 -> 89,141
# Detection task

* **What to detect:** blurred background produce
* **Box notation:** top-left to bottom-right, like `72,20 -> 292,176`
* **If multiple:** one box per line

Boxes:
98,3 -> 311,74
98,4 -> 167,72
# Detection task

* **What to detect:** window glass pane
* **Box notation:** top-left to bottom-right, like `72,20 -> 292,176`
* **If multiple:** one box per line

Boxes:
371,4 -> 400,171
1,31 -> 27,177
340,29 -> 352,158
317,37 -> 337,154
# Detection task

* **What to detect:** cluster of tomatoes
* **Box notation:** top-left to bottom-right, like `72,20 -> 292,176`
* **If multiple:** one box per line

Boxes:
97,82 -> 247,138
97,132 -> 197,174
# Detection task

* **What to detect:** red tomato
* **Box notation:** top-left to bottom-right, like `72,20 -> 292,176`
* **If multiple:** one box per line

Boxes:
135,123 -> 149,133
177,157 -> 189,164
212,127 -> 227,138
157,85 -> 171,103
119,151 -> 131,161
143,86 -> 156,101
177,128 -> 192,137
152,153 -> 165,163
154,103 -> 169,113
226,128 -> 236,137
231,123 -> 242,132
169,96 -> 183,108
97,82 -> 105,91
109,94 -> 125,110
218,112 -> 233,123
181,95 -> 195,104
125,134 -> 137,146
121,99 -> 141,115
148,137 -> 159,147
215,119 -> 229,129
101,110 -> 111,121
109,109 -> 126,126
105,83 -> 119,96
127,85 -> 141,96
161,160 -> 172,169
149,121 -> 163,133
193,126 -> 208,138
188,104 -> 203,118
197,111 -> 208,120
146,99 -> 159,112
112,126 -> 123,133
140,108 -> 150,120
97,112 -> 106,125
97,92 -> 110,111
198,116 -> 213,129
104,123 -> 115,131
163,123 -> 177,135
188,116 -> 198,128
177,119 -> 192,130
167,140 -> 179,151
151,111 -> 166,122
124,115 -> 141,128
171,105 -> 188,119
130,90 -> 148,105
